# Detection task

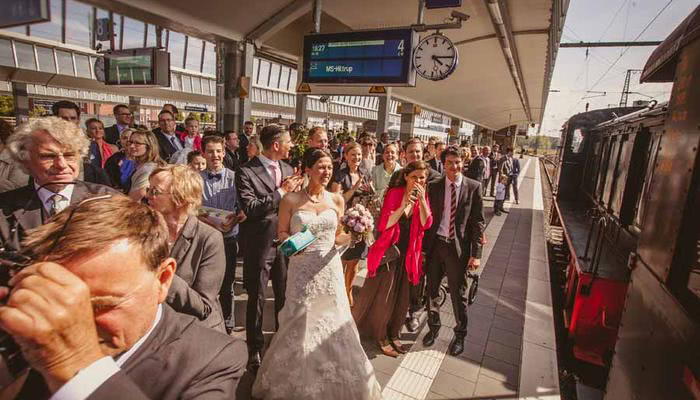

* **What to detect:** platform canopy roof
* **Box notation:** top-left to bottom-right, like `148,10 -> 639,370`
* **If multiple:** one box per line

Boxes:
80,0 -> 568,130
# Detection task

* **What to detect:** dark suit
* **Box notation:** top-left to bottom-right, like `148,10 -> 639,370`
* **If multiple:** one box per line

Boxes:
428,157 -> 443,174
154,130 -> 182,163
224,148 -> 241,172
16,305 -> 247,400
168,216 -> 226,332
83,162 -> 114,187
423,175 -> 485,337
0,181 -> 115,252
238,134 -> 251,164
235,156 -> 292,353
104,124 -> 121,147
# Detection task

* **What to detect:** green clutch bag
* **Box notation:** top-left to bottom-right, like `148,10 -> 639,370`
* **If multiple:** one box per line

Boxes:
278,225 -> 317,257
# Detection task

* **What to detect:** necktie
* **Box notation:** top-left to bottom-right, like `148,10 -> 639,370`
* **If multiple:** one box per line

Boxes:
270,164 -> 280,188
170,136 -> 180,150
449,182 -> 457,239
49,194 -> 65,216
208,172 -> 222,181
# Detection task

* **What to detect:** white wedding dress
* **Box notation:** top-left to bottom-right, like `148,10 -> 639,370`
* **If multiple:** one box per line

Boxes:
252,194 -> 384,400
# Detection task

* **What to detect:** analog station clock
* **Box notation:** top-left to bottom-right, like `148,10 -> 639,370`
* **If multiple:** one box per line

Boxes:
413,33 -> 459,81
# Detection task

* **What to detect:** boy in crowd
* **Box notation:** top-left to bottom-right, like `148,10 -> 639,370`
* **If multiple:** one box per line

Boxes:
494,175 -> 509,216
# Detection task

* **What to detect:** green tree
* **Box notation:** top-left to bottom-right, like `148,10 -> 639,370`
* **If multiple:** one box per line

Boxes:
0,96 -> 13,116
28,106 -> 47,117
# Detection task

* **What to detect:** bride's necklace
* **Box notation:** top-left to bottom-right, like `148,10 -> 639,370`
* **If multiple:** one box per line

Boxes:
304,188 -> 323,203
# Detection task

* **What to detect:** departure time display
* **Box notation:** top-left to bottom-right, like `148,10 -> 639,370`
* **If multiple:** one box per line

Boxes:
302,29 -> 417,86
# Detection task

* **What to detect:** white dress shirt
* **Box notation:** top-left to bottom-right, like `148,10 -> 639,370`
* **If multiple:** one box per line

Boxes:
35,182 -> 74,215
50,305 -> 164,400
437,174 -> 463,238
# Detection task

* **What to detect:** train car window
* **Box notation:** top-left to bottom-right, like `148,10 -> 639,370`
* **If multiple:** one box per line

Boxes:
610,134 -> 634,216
597,137 -> 612,203
570,128 -> 584,153
603,135 -> 621,207
634,131 -> 663,228
584,138 -> 601,195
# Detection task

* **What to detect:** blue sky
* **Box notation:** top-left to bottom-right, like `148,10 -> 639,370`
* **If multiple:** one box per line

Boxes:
538,0 -> 699,136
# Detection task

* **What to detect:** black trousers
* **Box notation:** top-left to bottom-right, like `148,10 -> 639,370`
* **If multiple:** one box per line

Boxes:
482,178 -> 490,196
425,239 -> 470,336
220,236 -> 238,324
245,245 -> 287,353
487,172 -> 499,196
506,175 -> 519,201
408,275 -> 425,315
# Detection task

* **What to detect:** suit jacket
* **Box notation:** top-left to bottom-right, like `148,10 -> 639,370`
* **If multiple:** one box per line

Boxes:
224,148 -> 241,172
15,305 -> 246,400
167,216 -> 226,332
424,176 -> 485,265
428,157 -> 443,174
104,125 -> 121,147
0,181 -> 116,251
235,156 -> 293,261
83,162 -> 114,187
238,134 -> 250,164
154,130 -> 182,163
500,156 -> 520,177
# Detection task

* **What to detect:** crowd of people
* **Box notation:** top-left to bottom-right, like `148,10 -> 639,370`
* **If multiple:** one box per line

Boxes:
0,101 -> 522,399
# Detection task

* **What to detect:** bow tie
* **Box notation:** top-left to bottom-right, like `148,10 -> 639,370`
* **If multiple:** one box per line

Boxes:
208,172 -> 222,181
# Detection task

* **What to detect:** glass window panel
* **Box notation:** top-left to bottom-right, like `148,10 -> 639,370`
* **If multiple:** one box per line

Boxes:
201,78 -> 210,95
65,0 -> 92,48
3,25 -> 27,34
257,60 -> 270,86
185,38 -> 203,72
74,54 -> 90,78
252,58 -> 259,84
171,73 -> 181,91
15,42 -> 37,70
210,80 -> 217,96
146,24 -> 157,48
191,76 -> 201,94
36,46 -> 56,73
289,71 -> 297,92
56,50 -> 74,75
202,42 -> 216,76
31,0 -> 62,42
0,39 -> 15,67
168,31 -> 186,69
269,63 -> 280,89
121,17 -> 145,49
279,66 -> 290,91
182,75 -> 192,92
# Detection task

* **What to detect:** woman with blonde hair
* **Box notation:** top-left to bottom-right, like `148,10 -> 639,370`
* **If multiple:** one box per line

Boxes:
127,129 -> 164,201
147,164 -> 226,332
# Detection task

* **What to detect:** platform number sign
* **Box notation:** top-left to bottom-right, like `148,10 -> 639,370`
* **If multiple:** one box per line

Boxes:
95,18 -> 112,42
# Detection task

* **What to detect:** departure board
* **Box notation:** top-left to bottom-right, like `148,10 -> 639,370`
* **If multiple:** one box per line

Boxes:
302,29 -> 417,86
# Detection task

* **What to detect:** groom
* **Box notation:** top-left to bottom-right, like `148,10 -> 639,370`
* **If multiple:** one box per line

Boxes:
236,124 -> 303,372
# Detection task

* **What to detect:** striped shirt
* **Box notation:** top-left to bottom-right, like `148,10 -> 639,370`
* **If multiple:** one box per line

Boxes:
200,167 -> 238,237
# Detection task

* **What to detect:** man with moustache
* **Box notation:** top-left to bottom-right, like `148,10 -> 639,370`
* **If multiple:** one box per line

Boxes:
235,124 -> 303,373
422,146 -> 485,356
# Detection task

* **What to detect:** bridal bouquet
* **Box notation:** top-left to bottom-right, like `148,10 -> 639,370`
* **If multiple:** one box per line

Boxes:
341,204 -> 374,242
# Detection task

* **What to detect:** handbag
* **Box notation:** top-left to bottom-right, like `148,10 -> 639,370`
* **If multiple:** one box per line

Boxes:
379,245 -> 400,266
278,225 -> 317,257
466,271 -> 479,305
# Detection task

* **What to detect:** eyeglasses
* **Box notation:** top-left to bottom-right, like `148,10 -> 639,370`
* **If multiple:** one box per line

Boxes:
38,152 -> 79,164
127,140 -> 147,147
117,113 -> 132,117
146,186 -> 171,197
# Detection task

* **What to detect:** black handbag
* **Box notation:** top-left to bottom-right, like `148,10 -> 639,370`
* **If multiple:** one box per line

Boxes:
379,245 -> 401,266
466,271 -> 479,305
341,240 -> 367,261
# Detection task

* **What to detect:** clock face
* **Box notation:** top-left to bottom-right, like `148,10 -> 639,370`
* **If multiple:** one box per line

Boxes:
94,57 -> 106,82
413,34 -> 458,81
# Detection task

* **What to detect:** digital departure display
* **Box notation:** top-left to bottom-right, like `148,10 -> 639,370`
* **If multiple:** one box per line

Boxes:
302,29 -> 417,86
104,48 -> 170,87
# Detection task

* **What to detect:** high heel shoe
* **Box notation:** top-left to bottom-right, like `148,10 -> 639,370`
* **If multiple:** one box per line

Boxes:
377,339 -> 400,358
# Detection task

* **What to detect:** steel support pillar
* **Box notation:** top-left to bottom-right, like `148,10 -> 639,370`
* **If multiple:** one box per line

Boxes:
399,102 -> 417,142
128,96 -> 141,125
216,40 -> 253,133
295,94 -> 308,126
376,88 -> 392,135
12,82 -> 29,126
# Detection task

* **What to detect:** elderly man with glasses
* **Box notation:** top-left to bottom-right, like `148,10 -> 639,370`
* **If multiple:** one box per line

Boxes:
0,117 -> 115,252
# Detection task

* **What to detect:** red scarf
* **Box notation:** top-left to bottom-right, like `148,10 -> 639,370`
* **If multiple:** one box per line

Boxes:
99,141 -> 114,168
366,186 -> 432,285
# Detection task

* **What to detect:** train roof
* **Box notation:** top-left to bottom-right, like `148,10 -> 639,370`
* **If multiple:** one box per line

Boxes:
595,101 -> 669,128
565,107 -> 644,128
641,4 -> 700,83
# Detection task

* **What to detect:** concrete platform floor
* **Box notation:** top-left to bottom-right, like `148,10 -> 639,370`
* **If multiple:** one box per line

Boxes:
235,156 -> 560,400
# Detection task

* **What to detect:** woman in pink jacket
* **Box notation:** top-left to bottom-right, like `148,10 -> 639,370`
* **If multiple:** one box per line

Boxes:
352,160 -> 432,357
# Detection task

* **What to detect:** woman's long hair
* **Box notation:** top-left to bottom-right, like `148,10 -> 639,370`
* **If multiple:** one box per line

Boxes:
130,129 -> 164,166
389,160 -> 428,189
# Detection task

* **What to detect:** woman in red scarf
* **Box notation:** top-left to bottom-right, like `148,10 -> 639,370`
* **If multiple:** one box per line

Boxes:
352,160 -> 432,357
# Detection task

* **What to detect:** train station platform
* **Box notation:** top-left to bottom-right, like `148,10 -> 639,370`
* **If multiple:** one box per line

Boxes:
235,156 -> 559,400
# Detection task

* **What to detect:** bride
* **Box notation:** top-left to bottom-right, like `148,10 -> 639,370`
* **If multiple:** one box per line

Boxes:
252,148 -> 384,399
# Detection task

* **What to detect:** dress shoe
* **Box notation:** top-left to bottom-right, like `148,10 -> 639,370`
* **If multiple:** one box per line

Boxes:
516,199 -> 519,204
378,339 -> 400,358
247,351 -> 262,374
494,211 -> 502,216
448,336 -> 465,356
390,338 -> 409,354
422,328 -> 440,347
406,314 -> 419,332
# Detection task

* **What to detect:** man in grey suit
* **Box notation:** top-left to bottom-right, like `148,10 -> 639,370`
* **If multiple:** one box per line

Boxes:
236,124 -> 302,373
0,117 -> 115,251
0,195 -> 246,399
